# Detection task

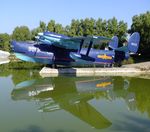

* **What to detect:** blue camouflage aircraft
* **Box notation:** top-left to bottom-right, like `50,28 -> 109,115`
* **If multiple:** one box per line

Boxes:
11,32 -> 140,67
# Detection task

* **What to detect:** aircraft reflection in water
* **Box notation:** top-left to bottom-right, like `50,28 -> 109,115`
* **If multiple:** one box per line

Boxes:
11,76 -> 135,129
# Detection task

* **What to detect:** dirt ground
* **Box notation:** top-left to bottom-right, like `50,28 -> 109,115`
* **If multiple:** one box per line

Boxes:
123,61 -> 150,70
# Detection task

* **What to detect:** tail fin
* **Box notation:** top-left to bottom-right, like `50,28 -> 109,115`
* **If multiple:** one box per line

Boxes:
108,36 -> 118,50
127,32 -> 140,53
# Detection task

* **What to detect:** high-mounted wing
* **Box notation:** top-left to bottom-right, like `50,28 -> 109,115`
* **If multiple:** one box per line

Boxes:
36,32 -> 84,50
70,36 -> 112,63
36,32 -> 113,52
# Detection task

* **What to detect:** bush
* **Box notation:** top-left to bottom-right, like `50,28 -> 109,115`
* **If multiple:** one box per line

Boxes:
122,57 -> 134,65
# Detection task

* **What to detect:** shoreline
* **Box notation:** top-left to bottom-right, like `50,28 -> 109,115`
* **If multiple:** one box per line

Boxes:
39,62 -> 150,78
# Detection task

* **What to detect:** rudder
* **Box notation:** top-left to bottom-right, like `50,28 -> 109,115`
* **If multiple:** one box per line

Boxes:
108,36 -> 118,50
127,32 -> 140,53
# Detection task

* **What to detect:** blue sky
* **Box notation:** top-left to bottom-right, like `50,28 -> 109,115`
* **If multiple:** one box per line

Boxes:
0,0 -> 150,34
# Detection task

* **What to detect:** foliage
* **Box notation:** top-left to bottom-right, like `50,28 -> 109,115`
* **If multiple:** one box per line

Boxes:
12,26 -> 31,41
1,17 -> 127,49
129,11 -> 150,54
0,61 -> 42,84
122,57 -> 134,65
54,23 -> 64,34
0,33 -> 11,51
39,21 -> 46,32
0,11 -> 149,57
65,17 -> 127,39
67,19 -> 81,36
31,27 -> 43,40
128,78 -> 150,117
47,20 -> 55,32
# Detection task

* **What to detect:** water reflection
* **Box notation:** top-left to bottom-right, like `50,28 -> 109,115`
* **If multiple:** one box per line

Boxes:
1,62 -> 150,131
11,76 -> 113,129
0,64 -> 149,131
11,73 -> 142,130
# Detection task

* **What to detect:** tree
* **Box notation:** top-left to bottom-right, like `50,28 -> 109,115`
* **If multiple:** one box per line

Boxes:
54,23 -> 65,34
12,26 -> 31,41
117,21 -> 127,38
39,21 -> 46,32
64,25 -> 70,36
68,19 -> 81,36
8,17 -> 127,47
31,27 -> 43,40
101,20 -> 107,36
107,17 -> 118,36
47,20 -> 55,32
95,18 -> 103,36
0,33 -> 11,51
82,18 -> 96,36
129,11 -> 150,54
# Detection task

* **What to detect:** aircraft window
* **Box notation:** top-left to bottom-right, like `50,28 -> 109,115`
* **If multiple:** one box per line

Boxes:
82,38 -> 90,48
80,37 -> 109,55
99,43 -> 108,50
92,39 -> 107,50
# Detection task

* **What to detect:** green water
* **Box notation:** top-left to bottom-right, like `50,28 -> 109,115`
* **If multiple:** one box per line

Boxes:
0,65 -> 150,132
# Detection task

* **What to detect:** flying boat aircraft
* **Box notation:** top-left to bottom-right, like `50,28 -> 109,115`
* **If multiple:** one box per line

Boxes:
11,32 -> 140,67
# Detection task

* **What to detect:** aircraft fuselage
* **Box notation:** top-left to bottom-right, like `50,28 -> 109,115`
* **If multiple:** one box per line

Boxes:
11,41 -> 128,66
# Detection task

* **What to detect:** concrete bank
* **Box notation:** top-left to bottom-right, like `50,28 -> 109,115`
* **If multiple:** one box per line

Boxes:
0,50 -> 10,65
123,61 -> 150,70
0,58 -> 10,65
39,66 -> 150,78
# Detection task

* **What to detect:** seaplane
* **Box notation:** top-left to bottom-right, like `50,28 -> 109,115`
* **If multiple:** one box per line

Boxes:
11,32 -> 140,67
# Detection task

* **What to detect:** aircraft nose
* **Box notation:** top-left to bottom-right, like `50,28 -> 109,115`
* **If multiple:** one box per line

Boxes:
11,40 -> 20,48
10,40 -> 17,51
10,40 -> 28,53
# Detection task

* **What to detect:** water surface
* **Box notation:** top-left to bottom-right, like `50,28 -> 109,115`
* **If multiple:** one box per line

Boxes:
0,67 -> 150,132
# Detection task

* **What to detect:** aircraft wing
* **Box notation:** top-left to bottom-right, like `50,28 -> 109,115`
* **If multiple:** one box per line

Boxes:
92,36 -> 112,43
54,36 -> 111,50
36,32 -> 83,50
57,37 -> 84,50
36,31 -> 112,50
70,36 -> 112,44
70,36 -> 112,62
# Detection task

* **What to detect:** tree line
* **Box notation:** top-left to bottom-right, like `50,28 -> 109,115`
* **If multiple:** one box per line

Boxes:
10,17 -> 127,41
0,11 -> 150,56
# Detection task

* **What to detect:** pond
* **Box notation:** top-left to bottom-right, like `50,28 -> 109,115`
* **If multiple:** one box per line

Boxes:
0,63 -> 150,132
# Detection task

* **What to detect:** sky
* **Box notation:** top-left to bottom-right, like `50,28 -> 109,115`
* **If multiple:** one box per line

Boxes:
0,0 -> 150,34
